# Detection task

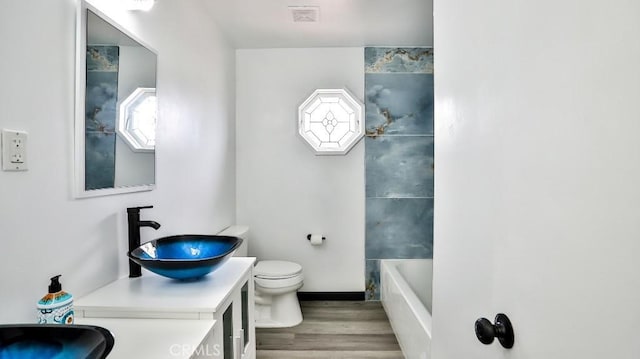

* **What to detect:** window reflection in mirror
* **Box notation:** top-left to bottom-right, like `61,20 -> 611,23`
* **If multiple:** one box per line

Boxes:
83,8 -> 157,192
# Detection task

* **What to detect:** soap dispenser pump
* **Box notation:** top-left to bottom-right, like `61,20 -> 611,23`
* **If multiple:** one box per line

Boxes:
37,275 -> 74,324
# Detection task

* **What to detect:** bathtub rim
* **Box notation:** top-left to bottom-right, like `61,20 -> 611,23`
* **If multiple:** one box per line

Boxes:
381,259 -> 433,339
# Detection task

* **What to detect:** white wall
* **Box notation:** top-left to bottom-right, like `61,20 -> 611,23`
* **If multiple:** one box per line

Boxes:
114,136 -> 155,187
236,48 -> 365,292
0,0 -> 236,322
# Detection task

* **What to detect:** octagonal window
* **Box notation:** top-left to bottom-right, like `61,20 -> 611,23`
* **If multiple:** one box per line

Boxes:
298,88 -> 364,155
117,87 -> 157,152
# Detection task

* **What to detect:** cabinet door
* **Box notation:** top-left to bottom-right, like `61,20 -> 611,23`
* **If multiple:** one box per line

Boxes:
214,271 -> 255,359
233,277 -> 255,359
223,304 -> 234,359
213,299 -> 239,359
240,281 -> 253,358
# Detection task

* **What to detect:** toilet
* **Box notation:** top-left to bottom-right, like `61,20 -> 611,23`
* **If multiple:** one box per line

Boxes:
219,225 -> 304,328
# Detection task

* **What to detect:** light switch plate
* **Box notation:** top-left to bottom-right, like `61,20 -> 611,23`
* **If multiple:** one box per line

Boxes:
2,129 -> 28,171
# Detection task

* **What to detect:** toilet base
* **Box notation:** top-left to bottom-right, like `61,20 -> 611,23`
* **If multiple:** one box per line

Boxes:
255,291 -> 303,328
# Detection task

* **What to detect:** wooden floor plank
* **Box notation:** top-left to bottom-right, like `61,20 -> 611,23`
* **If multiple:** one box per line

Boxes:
256,350 -> 405,359
261,319 -> 395,335
301,303 -> 390,321
258,333 -> 400,351
256,301 -> 403,358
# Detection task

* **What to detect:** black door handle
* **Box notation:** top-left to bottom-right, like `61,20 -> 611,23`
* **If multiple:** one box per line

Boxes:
475,313 -> 514,349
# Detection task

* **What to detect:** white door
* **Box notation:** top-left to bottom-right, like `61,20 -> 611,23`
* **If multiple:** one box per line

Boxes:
432,0 -> 640,358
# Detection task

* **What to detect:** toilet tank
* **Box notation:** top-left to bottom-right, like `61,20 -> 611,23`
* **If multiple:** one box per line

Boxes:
218,225 -> 249,257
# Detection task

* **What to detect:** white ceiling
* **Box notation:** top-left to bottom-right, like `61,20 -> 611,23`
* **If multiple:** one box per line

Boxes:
201,0 -> 433,49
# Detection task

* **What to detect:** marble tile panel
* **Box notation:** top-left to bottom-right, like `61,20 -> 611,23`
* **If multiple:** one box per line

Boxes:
86,46 -> 119,72
365,260 -> 381,301
85,71 -> 118,132
365,198 -> 434,259
85,132 -> 116,190
365,47 -> 433,74
365,73 -> 433,136
366,136 -> 434,198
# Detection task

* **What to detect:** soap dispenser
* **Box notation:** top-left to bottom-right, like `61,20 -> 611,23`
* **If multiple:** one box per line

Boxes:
37,275 -> 74,324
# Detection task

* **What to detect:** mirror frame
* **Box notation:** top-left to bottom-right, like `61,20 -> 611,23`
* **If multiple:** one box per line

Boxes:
74,0 -> 158,198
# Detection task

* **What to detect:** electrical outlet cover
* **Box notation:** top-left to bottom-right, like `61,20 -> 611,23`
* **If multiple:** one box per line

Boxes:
2,129 -> 28,171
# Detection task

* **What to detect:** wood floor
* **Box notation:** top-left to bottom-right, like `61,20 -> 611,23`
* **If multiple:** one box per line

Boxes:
256,301 -> 404,359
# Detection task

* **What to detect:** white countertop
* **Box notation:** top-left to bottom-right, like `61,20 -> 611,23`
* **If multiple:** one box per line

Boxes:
75,317 -> 216,359
75,257 -> 255,319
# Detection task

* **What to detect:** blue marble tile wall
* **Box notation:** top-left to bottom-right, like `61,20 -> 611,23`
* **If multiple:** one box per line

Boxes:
364,48 -> 434,300
85,46 -> 119,190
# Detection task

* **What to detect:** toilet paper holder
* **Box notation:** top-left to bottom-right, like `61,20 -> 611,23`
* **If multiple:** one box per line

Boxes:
307,234 -> 326,241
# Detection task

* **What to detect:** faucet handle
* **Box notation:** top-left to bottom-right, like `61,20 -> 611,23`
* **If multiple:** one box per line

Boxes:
127,205 -> 154,214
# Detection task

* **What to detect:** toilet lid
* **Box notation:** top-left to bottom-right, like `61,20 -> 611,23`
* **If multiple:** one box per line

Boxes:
254,260 -> 302,279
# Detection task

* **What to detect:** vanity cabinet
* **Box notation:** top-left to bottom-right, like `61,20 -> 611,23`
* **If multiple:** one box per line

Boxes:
75,258 -> 256,359
213,275 -> 254,359
74,317 -> 216,359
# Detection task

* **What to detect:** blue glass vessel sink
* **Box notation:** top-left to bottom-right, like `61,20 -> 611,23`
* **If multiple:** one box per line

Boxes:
128,235 -> 243,280
0,324 -> 114,359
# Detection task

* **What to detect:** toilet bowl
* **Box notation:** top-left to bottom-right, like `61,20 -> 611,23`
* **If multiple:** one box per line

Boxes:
218,226 -> 304,328
254,260 -> 304,328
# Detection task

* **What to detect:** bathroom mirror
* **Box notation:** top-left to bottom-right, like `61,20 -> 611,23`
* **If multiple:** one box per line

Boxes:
74,1 -> 158,198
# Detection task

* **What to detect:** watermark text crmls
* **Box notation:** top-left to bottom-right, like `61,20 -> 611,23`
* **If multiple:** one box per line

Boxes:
169,343 -> 222,357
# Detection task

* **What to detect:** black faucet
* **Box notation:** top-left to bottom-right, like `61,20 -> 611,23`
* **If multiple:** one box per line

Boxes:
127,206 -> 161,278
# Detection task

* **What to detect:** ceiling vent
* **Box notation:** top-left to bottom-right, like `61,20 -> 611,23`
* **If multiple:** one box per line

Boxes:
289,6 -> 320,23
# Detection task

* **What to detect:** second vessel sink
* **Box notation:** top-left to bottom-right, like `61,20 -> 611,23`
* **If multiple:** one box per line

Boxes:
0,324 -> 114,359
128,234 -> 243,280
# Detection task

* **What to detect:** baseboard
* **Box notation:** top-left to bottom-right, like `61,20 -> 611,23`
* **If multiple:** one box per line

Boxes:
297,291 -> 365,301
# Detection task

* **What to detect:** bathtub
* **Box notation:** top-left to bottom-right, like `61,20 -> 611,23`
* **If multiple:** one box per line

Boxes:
381,259 -> 432,359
